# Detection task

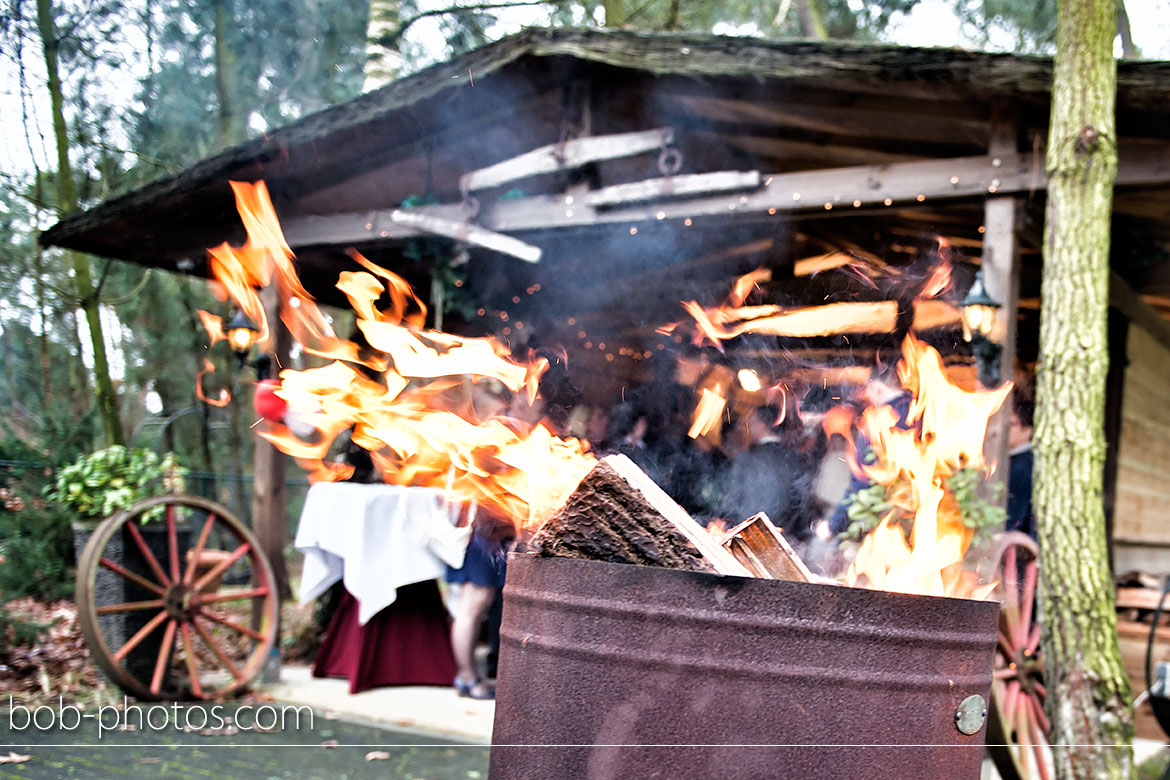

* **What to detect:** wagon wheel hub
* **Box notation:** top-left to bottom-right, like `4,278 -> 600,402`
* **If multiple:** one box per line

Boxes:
164,583 -> 195,619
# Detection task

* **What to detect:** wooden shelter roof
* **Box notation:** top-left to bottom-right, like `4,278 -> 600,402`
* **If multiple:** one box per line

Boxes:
41,28 -> 1170,269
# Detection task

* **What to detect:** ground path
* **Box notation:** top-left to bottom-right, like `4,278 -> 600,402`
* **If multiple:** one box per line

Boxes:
0,702 -> 489,779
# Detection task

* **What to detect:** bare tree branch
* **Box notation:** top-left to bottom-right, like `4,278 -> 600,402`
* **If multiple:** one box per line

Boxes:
377,0 -> 571,50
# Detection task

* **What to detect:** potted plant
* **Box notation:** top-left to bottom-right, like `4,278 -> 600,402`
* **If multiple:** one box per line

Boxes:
47,446 -> 185,534
46,446 -> 187,681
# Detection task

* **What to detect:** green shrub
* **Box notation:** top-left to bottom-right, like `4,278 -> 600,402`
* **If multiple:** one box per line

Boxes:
44,446 -> 185,527
0,462 -> 73,600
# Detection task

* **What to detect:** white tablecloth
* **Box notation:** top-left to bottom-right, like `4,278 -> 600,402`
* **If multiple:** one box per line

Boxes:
295,483 -> 471,625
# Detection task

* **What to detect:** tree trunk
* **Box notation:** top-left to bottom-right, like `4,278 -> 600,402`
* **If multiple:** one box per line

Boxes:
36,0 -> 124,446
1036,0 -> 1132,777
212,0 -> 239,147
796,0 -> 828,39
603,0 -> 626,28
250,283 -> 291,602
35,238 -> 51,408
1117,0 -> 1139,59
363,0 -> 398,91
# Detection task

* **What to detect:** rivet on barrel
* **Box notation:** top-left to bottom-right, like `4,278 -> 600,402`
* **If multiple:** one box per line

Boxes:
955,694 -> 988,735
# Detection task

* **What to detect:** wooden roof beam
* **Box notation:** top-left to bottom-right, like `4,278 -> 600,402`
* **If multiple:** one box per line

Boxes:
280,145 -> 1170,250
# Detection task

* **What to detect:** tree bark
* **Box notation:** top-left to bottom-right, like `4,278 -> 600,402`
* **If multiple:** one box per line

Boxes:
251,283 -> 291,602
1036,0 -> 1132,777
796,0 -> 828,39
212,0 -> 239,148
603,0 -> 625,27
36,0 -> 124,446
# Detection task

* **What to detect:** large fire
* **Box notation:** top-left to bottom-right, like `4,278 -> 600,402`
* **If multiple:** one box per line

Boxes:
200,181 -> 1006,598
667,264 -> 1004,600
198,181 -> 594,532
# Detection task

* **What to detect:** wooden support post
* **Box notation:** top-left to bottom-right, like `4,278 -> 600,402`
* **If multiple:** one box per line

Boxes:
981,107 -> 1022,501
252,283 -> 292,606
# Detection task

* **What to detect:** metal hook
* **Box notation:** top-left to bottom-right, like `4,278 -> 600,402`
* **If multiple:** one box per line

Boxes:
658,146 -> 683,177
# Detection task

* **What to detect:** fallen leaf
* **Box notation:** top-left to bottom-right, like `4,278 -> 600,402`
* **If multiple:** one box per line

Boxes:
137,758 -> 161,764
365,751 -> 391,761
320,740 -> 339,749
199,726 -> 239,737
0,753 -> 30,764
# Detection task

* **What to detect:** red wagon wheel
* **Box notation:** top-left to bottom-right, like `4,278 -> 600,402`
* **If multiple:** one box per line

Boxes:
75,495 -> 278,701
986,531 -> 1052,780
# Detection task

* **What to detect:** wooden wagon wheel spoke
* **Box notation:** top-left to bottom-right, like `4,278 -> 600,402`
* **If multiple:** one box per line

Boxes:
150,618 -> 178,696
986,531 -> 1050,780
192,616 -> 244,684
96,599 -> 165,615
99,558 -> 166,597
197,587 -> 270,604
167,505 -> 181,583
197,609 -> 267,642
113,610 -> 168,663
193,544 -> 250,593
183,514 -> 218,587
125,521 -> 172,587
77,495 -> 278,701
179,623 -> 204,700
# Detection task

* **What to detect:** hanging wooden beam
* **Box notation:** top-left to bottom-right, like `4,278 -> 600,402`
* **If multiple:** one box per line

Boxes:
1109,271 -> 1170,352
460,127 -> 674,192
279,145 -> 1170,251
583,171 -> 761,208
387,210 -> 542,263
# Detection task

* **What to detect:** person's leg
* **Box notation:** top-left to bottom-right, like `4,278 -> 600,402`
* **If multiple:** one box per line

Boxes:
451,582 -> 498,696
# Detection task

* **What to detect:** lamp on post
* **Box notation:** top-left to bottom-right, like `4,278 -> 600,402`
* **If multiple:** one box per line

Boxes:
959,270 -> 1003,387
225,309 -> 259,366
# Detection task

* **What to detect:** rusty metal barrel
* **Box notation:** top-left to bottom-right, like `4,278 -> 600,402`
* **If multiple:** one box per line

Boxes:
489,554 -> 998,780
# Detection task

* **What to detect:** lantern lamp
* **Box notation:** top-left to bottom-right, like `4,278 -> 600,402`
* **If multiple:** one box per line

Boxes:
959,271 -> 1003,387
225,309 -> 259,359
959,270 -> 1000,342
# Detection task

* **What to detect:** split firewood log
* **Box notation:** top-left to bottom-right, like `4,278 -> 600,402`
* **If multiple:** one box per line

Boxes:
531,454 -> 749,576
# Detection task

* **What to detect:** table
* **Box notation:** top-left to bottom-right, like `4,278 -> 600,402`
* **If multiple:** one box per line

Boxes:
295,482 -> 471,692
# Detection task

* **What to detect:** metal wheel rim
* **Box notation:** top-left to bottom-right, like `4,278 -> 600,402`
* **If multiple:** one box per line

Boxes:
75,494 -> 278,701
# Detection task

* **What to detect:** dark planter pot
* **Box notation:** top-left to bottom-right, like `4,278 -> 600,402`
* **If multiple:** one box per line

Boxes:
489,554 -> 999,780
73,522 -> 191,687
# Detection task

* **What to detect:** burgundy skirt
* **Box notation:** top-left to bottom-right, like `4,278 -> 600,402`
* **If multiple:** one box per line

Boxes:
312,580 -> 457,693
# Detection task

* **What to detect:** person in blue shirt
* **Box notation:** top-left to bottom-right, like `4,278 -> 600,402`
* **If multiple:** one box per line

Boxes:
1005,392 -> 1036,539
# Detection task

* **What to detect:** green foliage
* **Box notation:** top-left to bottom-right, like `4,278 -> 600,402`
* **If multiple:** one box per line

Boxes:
953,0 -> 1057,53
0,454 -> 74,601
838,455 -> 1006,546
45,446 -> 185,526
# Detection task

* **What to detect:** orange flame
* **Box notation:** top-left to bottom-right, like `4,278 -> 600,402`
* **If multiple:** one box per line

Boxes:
201,181 -> 595,533
689,387 -> 727,439
196,310 -> 226,346
195,359 -> 231,407
845,335 -> 1010,599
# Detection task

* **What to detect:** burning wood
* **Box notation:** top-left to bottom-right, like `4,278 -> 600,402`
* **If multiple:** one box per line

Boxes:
722,513 -> 813,582
532,455 -> 749,577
